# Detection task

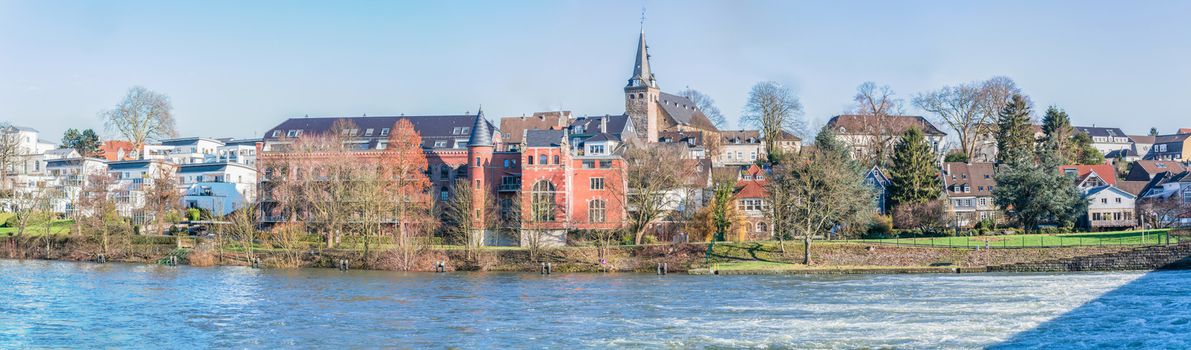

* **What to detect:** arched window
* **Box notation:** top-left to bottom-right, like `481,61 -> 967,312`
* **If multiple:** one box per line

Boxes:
539,155 -> 548,165
531,180 -> 556,222
589,199 -> 606,223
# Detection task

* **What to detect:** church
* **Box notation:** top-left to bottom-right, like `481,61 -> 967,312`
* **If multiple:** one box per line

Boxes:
623,31 -> 720,142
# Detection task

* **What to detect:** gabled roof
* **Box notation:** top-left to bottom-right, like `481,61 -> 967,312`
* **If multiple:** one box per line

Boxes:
499,111 -> 571,144
865,166 -> 891,187
1129,135 -> 1156,145
942,162 -> 996,197
569,114 -> 630,137
720,130 -> 761,144
734,164 -> 768,199
585,133 -> 621,143
658,130 -> 705,146
1127,160 -> 1187,181
826,115 -> 946,137
1058,164 -> 1119,186
1117,180 -> 1150,197
1085,185 -> 1136,199
658,92 -> 718,131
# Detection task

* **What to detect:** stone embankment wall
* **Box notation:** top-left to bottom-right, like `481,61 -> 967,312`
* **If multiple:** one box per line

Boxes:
989,242 -> 1191,272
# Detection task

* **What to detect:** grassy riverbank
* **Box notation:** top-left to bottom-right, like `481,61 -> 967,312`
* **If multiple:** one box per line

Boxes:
2,230 -> 1184,274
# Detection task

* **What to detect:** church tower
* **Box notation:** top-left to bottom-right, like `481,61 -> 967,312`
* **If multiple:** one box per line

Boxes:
624,31 -> 660,142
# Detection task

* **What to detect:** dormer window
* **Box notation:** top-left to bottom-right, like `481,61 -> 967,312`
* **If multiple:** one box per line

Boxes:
364,128 -> 374,136
286,130 -> 300,138
272,130 -> 281,138
433,140 -> 448,148
380,128 -> 390,136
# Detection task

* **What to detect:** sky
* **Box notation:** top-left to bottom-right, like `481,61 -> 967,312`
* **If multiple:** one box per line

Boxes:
2,0 -> 1189,143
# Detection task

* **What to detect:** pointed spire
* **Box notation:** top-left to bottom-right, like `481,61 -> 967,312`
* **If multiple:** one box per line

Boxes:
468,110 -> 493,147
626,31 -> 656,89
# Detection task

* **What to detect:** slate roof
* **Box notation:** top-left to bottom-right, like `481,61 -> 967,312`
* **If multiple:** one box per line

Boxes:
467,112 -> 493,147
720,130 -> 761,144
525,130 -> 566,147
657,92 -> 718,131
1074,126 -> 1128,139
569,114 -> 630,137
658,130 -> 705,146
826,115 -> 947,136
178,162 -> 254,173
942,162 -> 996,197
585,133 -> 621,143
264,114 -> 494,150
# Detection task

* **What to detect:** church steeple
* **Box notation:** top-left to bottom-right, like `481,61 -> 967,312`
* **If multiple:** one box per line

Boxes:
626,31 -> 656,89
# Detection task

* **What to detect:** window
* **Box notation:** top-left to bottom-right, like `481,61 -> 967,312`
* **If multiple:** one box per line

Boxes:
433,140 -> 448,148
1101,198 -> 1108,204
539,155 -> 548,165
1093,212 -> 1102,221
364,128 -> 374,136
757,222 -> 767,233
439,165 -> 450,180
527,156 -> 534,165
440,188 -> 449,201
589,200 -> 606,223
583,160 -> 595,169
531,180 -> 557,222
980,198 -> 988,206
271,130 -> 281,137
590,177 -> 605,190
553,155 -> 560,164
589,145 -> 605,154
738,199 -> 764,212
1115,197 -> 1122,203
503,159 -> 512,168
286,130 -> 301,138
380,128 -> 390,136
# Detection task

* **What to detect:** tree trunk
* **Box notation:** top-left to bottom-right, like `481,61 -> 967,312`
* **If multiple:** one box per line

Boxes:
803,235 -> 811,265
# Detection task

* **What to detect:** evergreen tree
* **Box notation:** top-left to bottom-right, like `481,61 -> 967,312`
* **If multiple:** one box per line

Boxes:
888,128 -> 941,206
995,94 -> 1034,167
60,128 -> 102,157
1040,106 -> 1075,163
993,138 -> 1086,231
1071,132 -> 1105,165
1149,127 -> 1159,136
943,150 -> 969,163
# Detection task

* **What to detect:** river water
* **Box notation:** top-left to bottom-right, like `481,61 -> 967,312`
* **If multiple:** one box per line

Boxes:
1,260 -> 1188,349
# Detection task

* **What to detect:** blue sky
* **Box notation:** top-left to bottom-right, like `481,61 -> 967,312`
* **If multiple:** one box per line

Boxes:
1,0 -> 1189,141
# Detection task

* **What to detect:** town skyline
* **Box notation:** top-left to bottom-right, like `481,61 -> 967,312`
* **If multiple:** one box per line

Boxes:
3,0 -> 1190,140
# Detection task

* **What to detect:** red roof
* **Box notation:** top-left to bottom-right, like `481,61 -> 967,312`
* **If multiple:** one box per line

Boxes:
100,140 -> 137,161
734,164 -> 768,199
1058,164 -> 1118,186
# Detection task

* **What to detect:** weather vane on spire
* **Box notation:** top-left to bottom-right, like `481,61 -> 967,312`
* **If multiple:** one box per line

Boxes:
640,3 -> 647,33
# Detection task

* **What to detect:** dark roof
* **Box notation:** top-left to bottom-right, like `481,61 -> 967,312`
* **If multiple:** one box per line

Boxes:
107,160 -> 155,170
263,114 -> 493,150
1074,126 -> 1128,139
569,114 -> 631,137
720,130 -> 762,144
222,138 -> 261,146
827,115 -> 947,137
178,162 -> 254,173
585,133 -> 621,143
658,130 -> 705,146
1104,149 -> 1135,159
1126,160 -> 1187,181
467,112 -> 493,147
942,162 -> 996,197
657,92 -> 718,131
525,130 -> 566,147
160,137 -> 223,146
1117,180 -> 1150,197
626,32 -> 656,89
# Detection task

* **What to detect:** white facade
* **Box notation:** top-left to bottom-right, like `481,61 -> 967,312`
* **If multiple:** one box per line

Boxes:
176,162 -> 257,203
1084,185 -> 1137,229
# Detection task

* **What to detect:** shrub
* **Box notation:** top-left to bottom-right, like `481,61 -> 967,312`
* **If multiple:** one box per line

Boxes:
186,208 -> 201,222
864,215 -> 894,239
1,215 -> 16,228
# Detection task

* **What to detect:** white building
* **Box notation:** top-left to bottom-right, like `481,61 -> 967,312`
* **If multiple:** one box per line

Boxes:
1074,126 -> 1132,156
106,159 -> 177,226
176,162 -> 256,202
44,157 -> 108,215
1084,185 -> 1137,230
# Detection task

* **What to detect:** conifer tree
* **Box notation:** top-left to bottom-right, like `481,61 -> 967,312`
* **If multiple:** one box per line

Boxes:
994,138 -> 1086,230
1071,132 -> 1105,165
995,94 -> 1034,167
888,128 -> 940,206
1040,106 -> 1075,163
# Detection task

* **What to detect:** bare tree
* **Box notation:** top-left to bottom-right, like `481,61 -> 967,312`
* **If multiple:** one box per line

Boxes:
678,87 -> 728,129
226,203 -> 260,265
620,143 -> 687,245
1140,198 -> 1190,229
741,81 -> 806,160
143,166 -> 181,244
913,82 -> 983,160
849,82 -> 905,167
9,182 -> 57,238
442,179 -> 498,262
0,123 -> 22,194
771,130 -> 873,264
100,86 -> 177,155
77,173 -> 125,260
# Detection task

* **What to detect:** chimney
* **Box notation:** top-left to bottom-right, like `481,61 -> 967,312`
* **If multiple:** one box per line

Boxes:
600,117 -> 608,133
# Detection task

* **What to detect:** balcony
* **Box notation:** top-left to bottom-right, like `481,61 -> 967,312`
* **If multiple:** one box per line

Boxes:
498,183 -> 521,192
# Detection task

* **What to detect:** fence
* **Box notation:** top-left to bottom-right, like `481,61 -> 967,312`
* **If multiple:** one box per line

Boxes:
855,229 -> 1175,249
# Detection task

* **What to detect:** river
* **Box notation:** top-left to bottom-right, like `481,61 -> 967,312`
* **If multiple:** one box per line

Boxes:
1,260 -> 1188,349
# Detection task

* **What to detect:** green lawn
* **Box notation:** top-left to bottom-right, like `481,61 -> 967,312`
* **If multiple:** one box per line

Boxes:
0,219 -> 74,236
858,229 -> 1175,248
